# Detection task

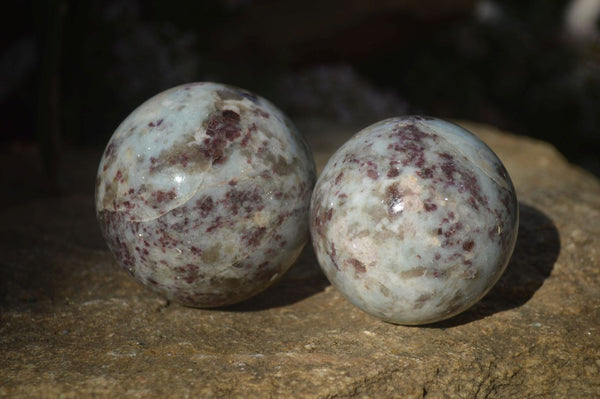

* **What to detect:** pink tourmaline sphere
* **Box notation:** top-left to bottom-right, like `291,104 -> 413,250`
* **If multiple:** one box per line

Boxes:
96,83 -> 315,307
310,116 -> 518,325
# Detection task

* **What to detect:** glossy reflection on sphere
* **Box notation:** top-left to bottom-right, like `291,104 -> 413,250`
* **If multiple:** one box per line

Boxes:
96,82 -> 315,307
310,116 -> 518,325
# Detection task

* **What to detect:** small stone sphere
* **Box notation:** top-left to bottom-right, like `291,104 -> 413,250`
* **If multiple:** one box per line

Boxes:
310,116 -> 518,325
96,82 -> 316,307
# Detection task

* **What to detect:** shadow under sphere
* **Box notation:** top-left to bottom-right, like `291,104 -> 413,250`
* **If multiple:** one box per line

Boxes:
429,202 -> 561,328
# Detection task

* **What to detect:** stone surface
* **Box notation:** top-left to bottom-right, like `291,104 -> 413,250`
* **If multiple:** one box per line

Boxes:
1,119 -> 600,397
310,116 -> 518,324
95,82 -> 315,307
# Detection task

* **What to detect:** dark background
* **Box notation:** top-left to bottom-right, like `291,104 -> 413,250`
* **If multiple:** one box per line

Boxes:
2,0 -> 599,198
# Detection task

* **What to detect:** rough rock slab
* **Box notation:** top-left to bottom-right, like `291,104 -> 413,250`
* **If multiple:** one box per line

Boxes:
1,120 -> 599,398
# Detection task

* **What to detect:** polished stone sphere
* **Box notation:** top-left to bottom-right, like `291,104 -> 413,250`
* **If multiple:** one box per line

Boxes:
96,82 -> 315,307
310,116 -> 518,324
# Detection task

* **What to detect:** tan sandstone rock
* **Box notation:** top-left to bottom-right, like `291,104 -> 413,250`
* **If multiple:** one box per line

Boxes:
1,120 -> 599,397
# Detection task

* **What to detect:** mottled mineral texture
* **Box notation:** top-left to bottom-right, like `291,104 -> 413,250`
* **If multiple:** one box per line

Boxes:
1,120 -> 599,398
310,116 -> 518,324
95,83 -> 315,307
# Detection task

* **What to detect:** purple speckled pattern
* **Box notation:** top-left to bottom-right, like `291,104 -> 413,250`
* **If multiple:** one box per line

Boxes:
310,116 -> 518,325
96,82 -> 315,307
